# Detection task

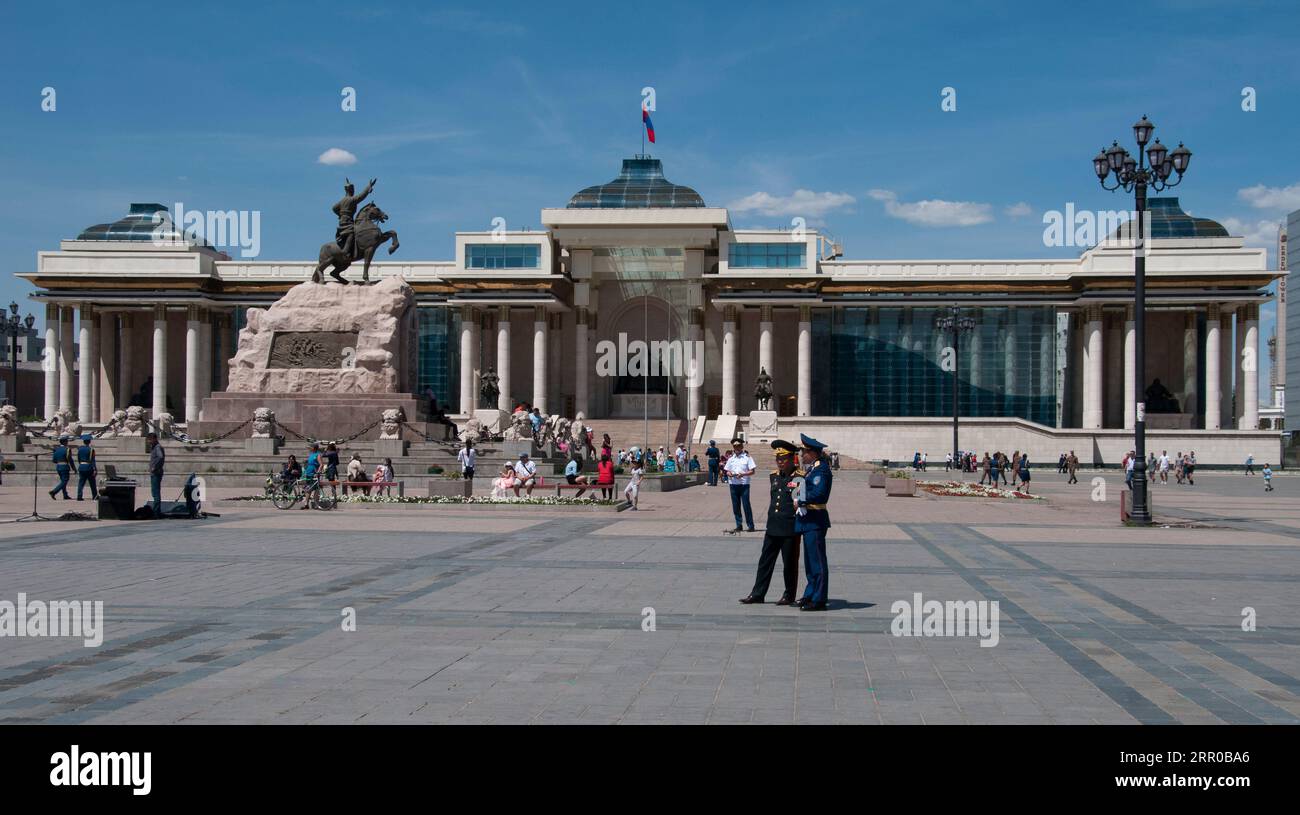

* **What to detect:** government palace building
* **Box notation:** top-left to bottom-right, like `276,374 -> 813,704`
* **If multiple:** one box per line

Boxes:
19,156 -> 1283,464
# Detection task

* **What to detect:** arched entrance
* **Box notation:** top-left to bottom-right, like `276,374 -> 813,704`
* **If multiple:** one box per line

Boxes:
598,295 -> 688,419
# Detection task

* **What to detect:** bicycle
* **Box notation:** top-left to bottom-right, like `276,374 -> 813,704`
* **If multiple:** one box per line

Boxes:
267,472 -> 336,511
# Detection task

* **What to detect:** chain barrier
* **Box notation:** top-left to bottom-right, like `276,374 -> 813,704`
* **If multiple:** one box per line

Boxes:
276,417 -> 382,448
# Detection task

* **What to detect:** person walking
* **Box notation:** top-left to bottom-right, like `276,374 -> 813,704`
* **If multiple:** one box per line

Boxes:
1017,454 -> 1031,494
457,440 -> 476,480
1245,454 -> 1255,475
723,438 -> 757,532
1186,451 -> 1196,486
705,440 -> 721,486
1158,450 -> 1170,484
980,453 -> 992,485
1066,450 -> 1079,484
945,451 -> 953,472
147,431 -> 165,515
75,434 -> 98,501
623,459 -> 643,510
794,434 -> 833,612
48,435 -> 72,500
739,439 -> 804,607
1262,463 -> 1274,492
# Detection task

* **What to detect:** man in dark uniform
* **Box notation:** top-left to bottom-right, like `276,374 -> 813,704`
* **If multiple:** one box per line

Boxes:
739,439 -> 804,606
795,433 -> 832,611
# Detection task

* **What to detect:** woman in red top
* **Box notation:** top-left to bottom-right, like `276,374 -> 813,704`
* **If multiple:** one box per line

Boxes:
596,453 -> 616,500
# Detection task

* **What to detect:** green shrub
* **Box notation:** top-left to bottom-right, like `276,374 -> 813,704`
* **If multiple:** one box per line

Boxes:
427,465 -> 444,474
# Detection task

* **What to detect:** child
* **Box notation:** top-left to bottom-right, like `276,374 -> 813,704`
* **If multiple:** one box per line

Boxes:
624,461 -> 643,510
1263,463 -> 1274,492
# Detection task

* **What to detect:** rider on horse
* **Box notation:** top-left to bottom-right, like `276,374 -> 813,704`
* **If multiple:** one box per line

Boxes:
333,177 -> 376,261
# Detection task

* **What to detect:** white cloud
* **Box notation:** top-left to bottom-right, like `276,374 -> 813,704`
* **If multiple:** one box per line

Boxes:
1221,216 -> 1282,250
1237,183 -> 1300,211
1005,202 -> 1033,218
728,189 -> 855,218
317,147 -> 358,166
868,189 -> 993,227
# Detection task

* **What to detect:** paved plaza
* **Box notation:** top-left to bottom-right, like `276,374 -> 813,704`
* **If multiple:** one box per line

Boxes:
1,468 -> 1298,725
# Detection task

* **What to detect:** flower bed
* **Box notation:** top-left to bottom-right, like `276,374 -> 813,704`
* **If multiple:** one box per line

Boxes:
917,480 -> 1041,500
225,494 -> 620,506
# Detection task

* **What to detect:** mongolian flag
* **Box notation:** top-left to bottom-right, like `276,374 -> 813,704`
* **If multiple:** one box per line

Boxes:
642,107 -> 656,143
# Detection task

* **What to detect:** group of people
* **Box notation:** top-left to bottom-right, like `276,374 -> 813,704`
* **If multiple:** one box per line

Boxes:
976,451 -> 1033,492
1134,450 -> 1198,488
1242,454 -> 1275,491
614,443 -> 696,474
737,434 -> 834,612
280,443 -> 396,501
47,431 -> 167,515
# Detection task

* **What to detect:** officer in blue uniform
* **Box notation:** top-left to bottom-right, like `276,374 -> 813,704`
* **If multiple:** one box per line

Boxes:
739,439 -> 803,606
794,433 -> 832,611
48,434 -> 72,500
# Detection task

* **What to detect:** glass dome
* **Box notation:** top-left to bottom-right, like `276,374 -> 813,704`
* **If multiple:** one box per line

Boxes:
567,158 -> 705,209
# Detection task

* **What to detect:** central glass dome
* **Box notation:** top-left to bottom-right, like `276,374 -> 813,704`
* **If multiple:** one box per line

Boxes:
567,157 -> 705,208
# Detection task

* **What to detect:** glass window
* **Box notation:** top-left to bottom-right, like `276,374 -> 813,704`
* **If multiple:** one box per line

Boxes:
465,243 -> 541,269
728,242 -> 806,269
417,307 -> 460,408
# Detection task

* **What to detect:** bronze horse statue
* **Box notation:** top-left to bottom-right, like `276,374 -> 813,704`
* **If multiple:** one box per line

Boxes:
313,202 -> 400,284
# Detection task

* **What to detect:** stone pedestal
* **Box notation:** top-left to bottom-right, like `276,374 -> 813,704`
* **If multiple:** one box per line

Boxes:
119,437 -> 149,454
747,410 -> 779,445
501,440 -> 539,460
245,438 -> 280,455
0,436 -> 24,453
429,478 -> 473,498
374,438 -> 408,458
474,408 -> 510,435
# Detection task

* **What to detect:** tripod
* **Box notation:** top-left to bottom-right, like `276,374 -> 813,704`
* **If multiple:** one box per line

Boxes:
12,451 -> 55,523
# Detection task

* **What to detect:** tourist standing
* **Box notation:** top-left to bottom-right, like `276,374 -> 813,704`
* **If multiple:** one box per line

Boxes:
723,438 -> 757,533
75,434 -> 98,501
795,434 -> 832,612
675,444 -> 687,473
739,439 -> 804,607
324,443 -> 340,496
373,458 -> 395,496
457,440 -> 476,480
1263,463 -> 1274,491
147,431 -> 165,515
706,440 -> 721,486
623,459 -> 643,510
48,435 -> 72,500
1125,451 -> 1135,490
945,451 -> 953,472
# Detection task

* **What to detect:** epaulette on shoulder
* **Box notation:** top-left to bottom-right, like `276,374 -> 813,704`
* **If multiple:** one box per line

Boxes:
793,469 -> 806,477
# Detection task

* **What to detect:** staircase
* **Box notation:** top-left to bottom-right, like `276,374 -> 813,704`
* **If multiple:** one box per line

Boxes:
591,418 -> 688,455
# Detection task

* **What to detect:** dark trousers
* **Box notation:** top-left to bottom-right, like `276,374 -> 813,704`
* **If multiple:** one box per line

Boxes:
707,462 -> 719,486
77,467 -> 98,500
801,528 -> 829,605
463,466 -> 475,480
151,472 -> 163,514
729,483 -> 754,529
750,533 -> 800,600
50,464 -> 71,498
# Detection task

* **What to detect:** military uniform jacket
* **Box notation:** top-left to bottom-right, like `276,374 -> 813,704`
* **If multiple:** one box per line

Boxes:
765,468 -> 805,537
794,457 -> 832,533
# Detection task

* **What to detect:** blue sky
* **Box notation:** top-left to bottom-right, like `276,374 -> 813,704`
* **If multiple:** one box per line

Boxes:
2,0 -> 1297,396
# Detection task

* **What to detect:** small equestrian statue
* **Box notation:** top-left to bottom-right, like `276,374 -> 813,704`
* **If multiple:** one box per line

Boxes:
313,177 -> 400,285
754,367 -> 774,411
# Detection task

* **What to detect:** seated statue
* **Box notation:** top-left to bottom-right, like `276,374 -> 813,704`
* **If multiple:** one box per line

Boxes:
1144,378 -> 1180,414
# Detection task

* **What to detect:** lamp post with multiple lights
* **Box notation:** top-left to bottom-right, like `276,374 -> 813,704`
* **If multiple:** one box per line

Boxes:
3,302 -> 36,416
933,305 -> 977,469
1093,115 -> 1192,524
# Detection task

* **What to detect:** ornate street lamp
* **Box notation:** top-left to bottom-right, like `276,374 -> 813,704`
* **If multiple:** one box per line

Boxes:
3,302 -> 37,416
1093,115 -> 1192,524
933,305 -> 977,470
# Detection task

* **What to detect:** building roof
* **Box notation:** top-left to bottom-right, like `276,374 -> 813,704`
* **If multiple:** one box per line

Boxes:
567,158 -> 705,209
76,202 -> 214,246
1112,197 -> 1230,239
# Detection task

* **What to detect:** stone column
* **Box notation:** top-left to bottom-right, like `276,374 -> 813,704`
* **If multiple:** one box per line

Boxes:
797,306 -> 812,417
1083,305 -> 1103,429
479,311 -> 494,372
99,311 -> 118,419
1183,311 -> 1198,424
687,307 -> 704,421
1243,303 -> 1259,429
1123,305 -> 1136,430
185,306 -> 201,422
212,312 -> 226,391
496,305 -> 512,412
548,314 -> 562,415
43,303 -> 59,421
59,306 -> 74,412
758,305 -> 774,403
78,304 -> 94,423
722,305 -> 739,415
1205,304 -> 1221,429
458,306 -> 475,415
197,309 -> 213,415
152,305 -> 168,419
118,314 -> 134,407
532,306 -> 548,415
574,308 -> 589,416
1220,309 -> 1234,425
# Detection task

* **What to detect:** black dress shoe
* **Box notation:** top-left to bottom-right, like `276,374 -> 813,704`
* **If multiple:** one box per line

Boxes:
792,597 -> 810,608
800,602 -> 828,612
730,527 -> 743,533
738,595 -> 764,604
775,595 -> 795,606
746,527 -> 757,532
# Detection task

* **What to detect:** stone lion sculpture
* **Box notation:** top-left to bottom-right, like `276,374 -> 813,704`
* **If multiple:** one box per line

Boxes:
154,412 -> 174,438
102,409 -> 128,438
379,407 -> 404,440
46,407 -> 81,439
458,416 -> 483,444
251,407 -> 276,439
123,405 -> 147,436
503,409 -> 533,442
0,404 -> 19,435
